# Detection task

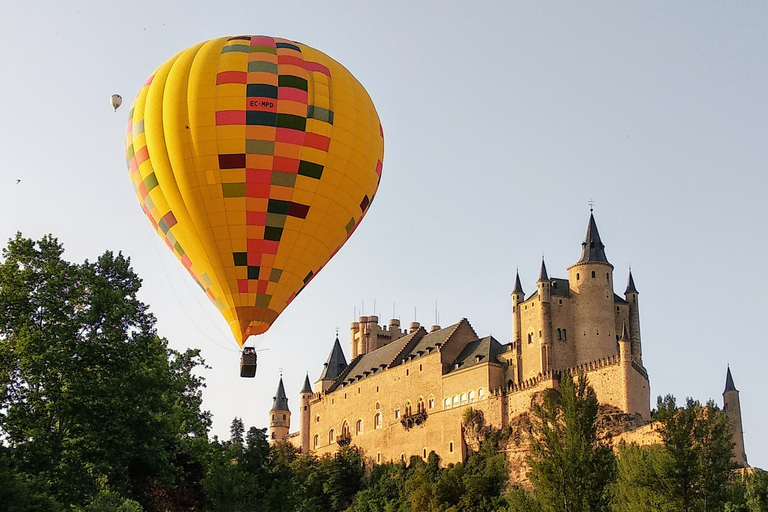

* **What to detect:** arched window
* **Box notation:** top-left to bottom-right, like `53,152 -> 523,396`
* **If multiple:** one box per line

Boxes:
405,401 -> 412,416
315,414 -> 320,423
527,332 -> 533,344
355,419 -> 363,435
444,397 -> 451,409
395,406 -> 401,419
562,329 -> 567,340
452,395 -> 459,407
271,432 -> 275,439
375,401 -> 380,410
313,434 -> 319,449
417,397 -> 425,413
557,328 -> 562,340
375,413 -> 382,429
478,388 -> 485,400
428,396 -> 435,409
328,429 -> 335,443
468,390 -> 475,403
576,273 -> 580,280
342,421 -> 350,438
460,393 -> 467,405
591,270 -> 596,278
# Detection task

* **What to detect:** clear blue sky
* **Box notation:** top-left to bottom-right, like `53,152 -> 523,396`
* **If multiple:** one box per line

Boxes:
1,2 -> 766,467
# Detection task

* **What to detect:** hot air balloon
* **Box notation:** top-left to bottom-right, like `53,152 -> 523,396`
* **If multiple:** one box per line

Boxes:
125,36 -> 384,367
111,94 -> 123,111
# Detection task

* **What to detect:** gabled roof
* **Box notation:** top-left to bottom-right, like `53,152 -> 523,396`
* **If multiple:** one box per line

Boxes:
318,336 -> 347,381
270,377 -> 289,412
576,213 -> 610,265
327,320 -> 478,391
406,323 -> 460,360
724,366 -> 737,393
449,336 -> 503,373
613,293 -> 628,304
550,278 -> 570,297
329,328 -> 424,391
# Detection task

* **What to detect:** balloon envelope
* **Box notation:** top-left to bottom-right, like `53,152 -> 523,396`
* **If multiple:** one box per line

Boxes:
111,94 -> 122,110
126,36 -> 383,346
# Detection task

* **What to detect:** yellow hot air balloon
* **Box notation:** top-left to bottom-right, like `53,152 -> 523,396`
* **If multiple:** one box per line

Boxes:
126,35 -> 383,347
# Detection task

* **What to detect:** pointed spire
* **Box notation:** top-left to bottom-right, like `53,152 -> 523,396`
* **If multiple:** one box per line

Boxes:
620,322 -> 630,342
318,336 -> 348,381
625,269 -> 638,294
513,269 -> 524,295
301,373 -> 312,394
724,366 -> 737,393
538,258 -> 549,282
577,213 -> 609,264
270,377 -> 289,412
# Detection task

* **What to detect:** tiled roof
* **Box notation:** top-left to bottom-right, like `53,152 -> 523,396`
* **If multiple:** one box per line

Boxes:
449,336 -> 503,373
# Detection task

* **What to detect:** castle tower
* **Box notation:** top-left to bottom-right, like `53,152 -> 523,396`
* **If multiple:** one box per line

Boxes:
566,212 -> 617,364
299,373 -> 313,453
350,316 -> 405,358
511,270 -> 524,384
723,367 -> 748,467
618,322 -> 631,362
269,377 -> 291,443
537,259 -> 553,372
625,269 -> 642,364
316,336 -> 348,392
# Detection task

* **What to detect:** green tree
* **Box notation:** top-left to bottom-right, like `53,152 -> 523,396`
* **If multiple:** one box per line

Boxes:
0,234 -> 210,511
658,397 -> 735,512
612,443 -> 672,512
526,372 -> 616,512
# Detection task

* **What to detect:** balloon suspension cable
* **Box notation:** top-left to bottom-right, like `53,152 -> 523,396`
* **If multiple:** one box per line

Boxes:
148,232 -> 240,353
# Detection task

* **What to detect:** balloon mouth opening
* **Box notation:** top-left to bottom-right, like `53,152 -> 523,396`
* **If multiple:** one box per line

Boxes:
243,322 -> 270,339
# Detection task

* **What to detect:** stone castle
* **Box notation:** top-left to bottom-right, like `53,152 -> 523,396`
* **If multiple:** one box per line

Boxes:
267,213 -> 748,467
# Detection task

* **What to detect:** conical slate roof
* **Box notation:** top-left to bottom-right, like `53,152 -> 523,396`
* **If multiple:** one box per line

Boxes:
620,322 -> 630,342
271,377 -> 289,412
538,259 -> 549,282
577,213 -> 610,264
512,270 -> 524,295
300,373 -> 313,394
318,336 -> 347,381
724,366 -> 737,393
625,270 -> 638,294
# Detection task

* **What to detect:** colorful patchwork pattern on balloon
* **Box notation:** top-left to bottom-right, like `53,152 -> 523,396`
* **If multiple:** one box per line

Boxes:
126,35 -> 384,345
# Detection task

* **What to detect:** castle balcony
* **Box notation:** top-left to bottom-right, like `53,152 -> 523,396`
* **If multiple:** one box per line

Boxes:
336,433 -> 351,447
400,410 -> 428,430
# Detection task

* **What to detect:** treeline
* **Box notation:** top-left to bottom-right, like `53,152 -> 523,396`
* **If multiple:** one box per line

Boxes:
1,234 -> 767,512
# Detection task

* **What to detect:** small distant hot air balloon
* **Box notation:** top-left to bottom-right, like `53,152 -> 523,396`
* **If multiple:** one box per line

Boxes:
111,94 -> 122,111
126,36 -> 384,375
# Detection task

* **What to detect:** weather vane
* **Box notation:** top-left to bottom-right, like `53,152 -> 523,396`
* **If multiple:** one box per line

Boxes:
588,198 -> 595,212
